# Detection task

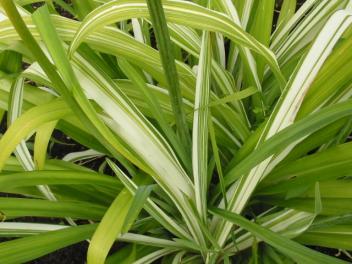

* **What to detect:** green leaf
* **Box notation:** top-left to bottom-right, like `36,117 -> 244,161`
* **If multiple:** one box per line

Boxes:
107,159 -> 192,240
105,244 -> 138,264
87,189 -> 133,264
34,121 -> 57,170
0,49 -> 22,74
122,185 -> 154,233
71,0 -> 96,20
296,225 -> 352,251
7,75 -> 58,201
146,0 -> 191,150
314,182 -> 322,215
208,86 -> 257,107
0,170 -> 121,189
193,29 -> 212,221
248,0 -> 275,78
208,109 -> 227,207
259,142 -> 352,195
0,99 -> 70,171
0,198 -> 107,220
118,58 -> 191,172
0,224 -> 96,264
268,197 -> 352,216
210,208 -> 348,264
133,248 -> 178,264
0,222 -> 66,236
277,0 -> 297,29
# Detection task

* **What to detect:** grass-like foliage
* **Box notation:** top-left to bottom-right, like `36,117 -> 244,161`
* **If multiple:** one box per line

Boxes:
0,0 -> 352,263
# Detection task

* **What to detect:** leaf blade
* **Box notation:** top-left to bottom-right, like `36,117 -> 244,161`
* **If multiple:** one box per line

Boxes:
210,208 -> 348,264
146,0 -> 191,150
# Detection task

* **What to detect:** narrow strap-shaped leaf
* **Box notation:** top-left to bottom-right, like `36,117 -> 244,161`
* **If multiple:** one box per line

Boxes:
0,222 -> 67,236
119,233 -> 185,249
271,0 -> 314,46
208,110 -> 227,208
38,232 -> 184,257
171,250 -> 187,264
297,33 -> 352,118
168,21 -> 250,127
146,0 -> 191,149
34,121 -> 57,170
208,86 -> 257,107
243,0 -> 275,117
314,182 -> 322,215
210,208 -> 348,264
259,141 -> 352,194
0,170 -> 121,189
193,29 -> 212,222
118,59 -> 191,172
131,18 -> 145,43
105,244 -> 138,264
248,0 -> 275,78
133,248 -> 179,264
7,76 -> 35,171
273,1 -> 343,63
107,159 -> 192,240
87,189 -> 133,264
7,76 -> 58,202
0,198 -> 107,220
213,0 -> 264,98
0,49 -> 21,73
71,0 -> 96,20
0,224 -> 96,264
0,99 -> 70,171
277,0 -> 297,30
121,185 -> 154,233
223,209 -> 314,253
62,149 -> 104,163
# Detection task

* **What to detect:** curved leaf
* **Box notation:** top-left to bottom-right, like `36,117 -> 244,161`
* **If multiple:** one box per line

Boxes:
69,0 -> 286,87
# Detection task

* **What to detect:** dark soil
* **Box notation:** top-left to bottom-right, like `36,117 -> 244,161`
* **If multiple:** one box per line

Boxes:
27,243 -> 88,264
